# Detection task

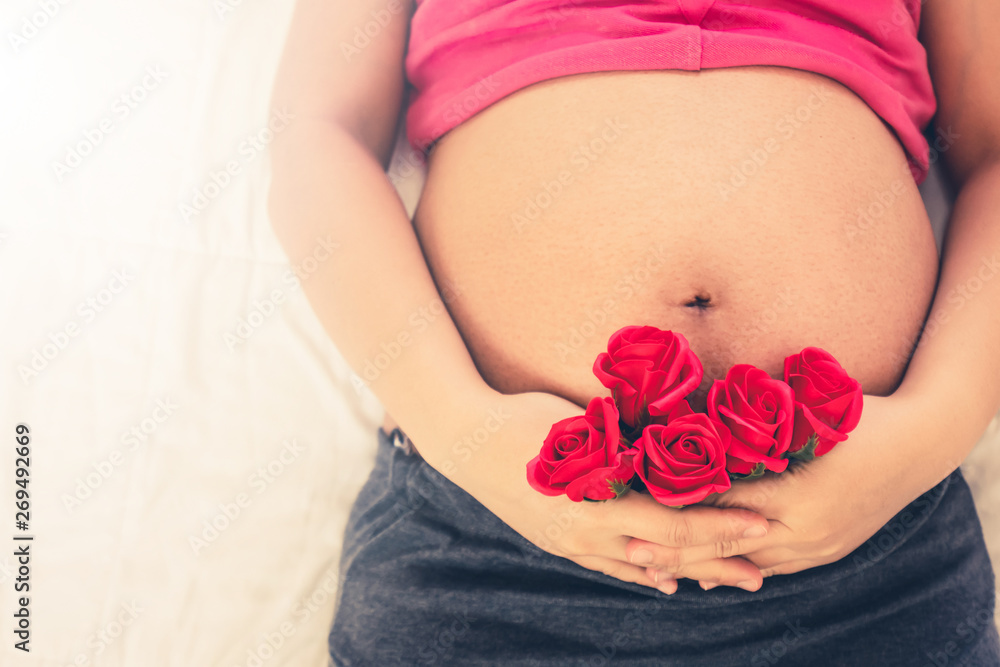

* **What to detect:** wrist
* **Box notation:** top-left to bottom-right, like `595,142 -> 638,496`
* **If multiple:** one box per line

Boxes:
412,390 -> 587,509
433,390 -> 531,491
390,379 -> 499,453
877,386 -> 965,497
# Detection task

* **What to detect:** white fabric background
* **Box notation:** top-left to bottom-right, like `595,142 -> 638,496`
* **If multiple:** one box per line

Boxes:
0,1 -> 997,665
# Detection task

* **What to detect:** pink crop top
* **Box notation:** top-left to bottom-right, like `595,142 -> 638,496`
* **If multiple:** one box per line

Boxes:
405,1 -> 937,182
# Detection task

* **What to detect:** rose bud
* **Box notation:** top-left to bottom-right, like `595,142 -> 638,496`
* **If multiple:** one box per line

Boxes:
708,364 -> 794,476
633,411 -> 732,507
527,397 -> 636,502
593,326 -> 703,433
784,347 -> 864,459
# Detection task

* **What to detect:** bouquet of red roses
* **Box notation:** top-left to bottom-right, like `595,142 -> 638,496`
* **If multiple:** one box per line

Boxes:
526,326 -> 863,506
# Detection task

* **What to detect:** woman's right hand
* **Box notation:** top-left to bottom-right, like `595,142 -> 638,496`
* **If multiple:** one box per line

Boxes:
423,390 -> 771,594
270,0 -> 768,593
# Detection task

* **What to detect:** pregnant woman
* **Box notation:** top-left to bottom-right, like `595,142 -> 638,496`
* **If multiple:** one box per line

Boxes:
269,1 -> 1000,664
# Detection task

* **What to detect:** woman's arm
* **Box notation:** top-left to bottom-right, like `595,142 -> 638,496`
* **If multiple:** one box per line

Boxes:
268,0 -> 489,452
268,0 -> 770,592
637,0 -> 1000,584
898,0 -> 1000,493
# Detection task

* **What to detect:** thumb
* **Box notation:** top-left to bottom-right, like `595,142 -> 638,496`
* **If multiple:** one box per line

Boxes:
699,473 -> 782,514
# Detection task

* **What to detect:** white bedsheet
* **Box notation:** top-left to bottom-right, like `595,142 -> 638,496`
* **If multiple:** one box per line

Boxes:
1,1 -> 997,665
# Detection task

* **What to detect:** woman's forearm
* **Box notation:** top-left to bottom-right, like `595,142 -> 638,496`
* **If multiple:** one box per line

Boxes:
268,120 -> 497,462
896,157 -> 1000,492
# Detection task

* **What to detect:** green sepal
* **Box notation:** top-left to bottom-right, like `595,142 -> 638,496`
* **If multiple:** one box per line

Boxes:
582,477 -> 633,502
608,478 -> 632,499
729,462 -> 766,481
784,433 -> 819,463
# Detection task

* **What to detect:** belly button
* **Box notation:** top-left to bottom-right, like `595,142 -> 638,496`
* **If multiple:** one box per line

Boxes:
683,293 -> 715,311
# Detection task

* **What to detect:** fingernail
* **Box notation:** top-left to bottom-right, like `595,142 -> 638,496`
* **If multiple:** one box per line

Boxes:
743,526 -> 767,538
631,549 -> 653,565
657,579 -> 677,595
699,581 -> 718,591
737,580 -> 759,592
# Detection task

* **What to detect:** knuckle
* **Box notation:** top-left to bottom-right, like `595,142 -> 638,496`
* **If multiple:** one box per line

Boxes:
814,523 -> 843,545
811,542 -> 836,560
811,527 -> 834,544
713,539 -> 740,559
806,531 -> 842,559
658,548 -> 683,573
663,515 -> 694,547
818,539 -> 847,561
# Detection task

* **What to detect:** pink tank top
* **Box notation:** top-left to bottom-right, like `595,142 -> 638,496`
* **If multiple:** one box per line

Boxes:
405,1 -> 936,182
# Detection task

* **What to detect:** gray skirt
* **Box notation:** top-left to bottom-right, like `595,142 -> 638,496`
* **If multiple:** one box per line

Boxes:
329,428 -> 1000,666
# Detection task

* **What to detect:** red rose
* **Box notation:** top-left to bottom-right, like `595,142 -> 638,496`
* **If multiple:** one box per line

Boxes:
526,397 -> 636,502
784,347 -> 863,457
633,403 -> 732,506
707,364 -> 794,476
593,326 -> 703,431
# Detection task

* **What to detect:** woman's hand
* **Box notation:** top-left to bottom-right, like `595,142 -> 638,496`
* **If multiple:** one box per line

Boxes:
633,392 -> 952,588
434,390 -> 772,594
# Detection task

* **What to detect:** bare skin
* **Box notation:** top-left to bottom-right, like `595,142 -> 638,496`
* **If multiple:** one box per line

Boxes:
415,66 -> 937,406
269,0 -> 1000,595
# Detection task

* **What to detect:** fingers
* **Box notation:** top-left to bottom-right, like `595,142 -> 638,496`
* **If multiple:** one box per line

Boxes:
569,537 -> 760,594
541,494 -> 775,595
697,473 -> 787,514
624,533 -> 768,574
572,555 -> 677,595
624,520 -> 797,591
644,555 -> 763,592
615,494 -> 769,549
697,555 -> 811,590
759,559 -> 813,578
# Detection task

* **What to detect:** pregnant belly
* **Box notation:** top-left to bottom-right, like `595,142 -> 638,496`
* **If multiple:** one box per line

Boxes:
413,67 -> 939,409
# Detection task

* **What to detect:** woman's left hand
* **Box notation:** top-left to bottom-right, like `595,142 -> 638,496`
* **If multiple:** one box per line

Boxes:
628,392 -> 954,587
